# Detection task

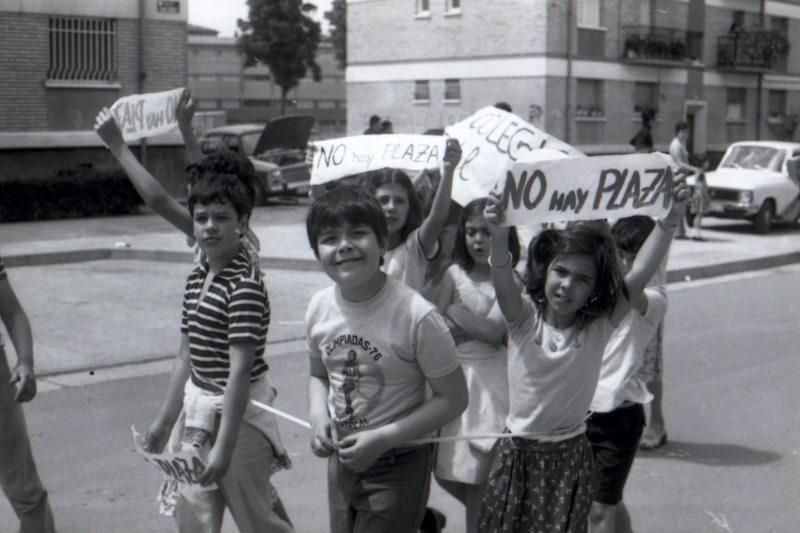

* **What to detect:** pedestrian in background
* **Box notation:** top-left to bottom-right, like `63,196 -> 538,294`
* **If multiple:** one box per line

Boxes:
668,121 -> 703,239
630,109 -> 655,153
0,256 -> 57,533
364,115 -> 382,135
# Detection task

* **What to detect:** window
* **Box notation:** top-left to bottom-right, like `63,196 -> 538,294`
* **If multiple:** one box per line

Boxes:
414,80 -> 430,102
726,88 -> 746,122
577,0 -> 601,28
444,79 -> 461,102
446,0 -> 461,14
416,0 -> 430,16
47,17 -> 117,82
633,82 -> 658,116
768,90 -> 787,120
639,0 -> 651,26
576,78 -> 604,118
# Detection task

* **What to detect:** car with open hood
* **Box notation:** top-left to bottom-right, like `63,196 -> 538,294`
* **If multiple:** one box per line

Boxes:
198,115 -> 315,203
703,141 -> 800,233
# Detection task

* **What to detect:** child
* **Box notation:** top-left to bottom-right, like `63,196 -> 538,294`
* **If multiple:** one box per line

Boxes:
304,186 -> 468,533
478,181 -> 689,532
370,139 -> 461,293
433,198 -> 520,533
587,216 -> 669,533
94,94 -> 261,264
143,175 -> 292,532
0,256 -> 57,533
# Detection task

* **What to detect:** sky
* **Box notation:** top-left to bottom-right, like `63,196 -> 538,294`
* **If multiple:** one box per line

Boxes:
188,0 -> 334,36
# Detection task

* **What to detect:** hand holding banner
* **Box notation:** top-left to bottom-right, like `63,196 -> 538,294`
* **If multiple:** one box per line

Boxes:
132,426 -> 210,488
498,152 -> 675,226
110,88 -> 185,142
445,107 -> 585,206
309,134 -> 447,185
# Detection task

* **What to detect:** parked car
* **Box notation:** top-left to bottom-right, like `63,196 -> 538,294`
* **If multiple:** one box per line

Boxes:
198,115 -> 315,203
703,141 -> 800,233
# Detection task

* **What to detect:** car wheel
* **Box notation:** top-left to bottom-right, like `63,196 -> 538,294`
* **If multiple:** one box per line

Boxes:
754,200 -> 775,234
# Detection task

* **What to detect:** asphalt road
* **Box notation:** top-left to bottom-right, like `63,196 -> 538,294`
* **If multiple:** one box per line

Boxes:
0,266 -> 798,532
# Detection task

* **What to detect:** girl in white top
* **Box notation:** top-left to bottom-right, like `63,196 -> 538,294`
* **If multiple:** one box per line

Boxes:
478,182 -> 690,533
370,140 -> 461,293
433,198 -> 521,533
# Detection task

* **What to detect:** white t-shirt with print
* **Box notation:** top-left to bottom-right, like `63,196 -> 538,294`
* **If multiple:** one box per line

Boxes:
505,295 -> 615,441
591,288 -> 667,413
306,276 -> 461,439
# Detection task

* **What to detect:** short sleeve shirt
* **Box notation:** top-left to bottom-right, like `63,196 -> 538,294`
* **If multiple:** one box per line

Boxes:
383,228 -> 437,293
591,289 -> 667,412
306,276 -> 461,438
182,246 -> 270,390
505,296 -> 615,441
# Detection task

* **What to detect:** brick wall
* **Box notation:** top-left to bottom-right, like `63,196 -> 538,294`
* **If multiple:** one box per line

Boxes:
348,0 -> 547,65
142,20 -> 188,93
0,13 -> 48,131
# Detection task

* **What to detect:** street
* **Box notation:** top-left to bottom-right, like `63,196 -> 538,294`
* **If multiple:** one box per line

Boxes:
0,264 -> 797,532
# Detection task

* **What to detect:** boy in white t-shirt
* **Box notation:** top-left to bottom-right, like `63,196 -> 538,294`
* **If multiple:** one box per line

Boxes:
586,216 -> 669,533
305,186 -> 468,533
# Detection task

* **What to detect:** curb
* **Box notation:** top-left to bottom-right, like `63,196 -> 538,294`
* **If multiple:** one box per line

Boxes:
666,251 -> 800,283
4,247 -> 322,271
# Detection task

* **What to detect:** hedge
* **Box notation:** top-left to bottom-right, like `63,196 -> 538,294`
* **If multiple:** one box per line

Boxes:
0,167 -> 143,222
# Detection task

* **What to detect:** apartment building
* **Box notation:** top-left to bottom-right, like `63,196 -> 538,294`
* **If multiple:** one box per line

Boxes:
347,0 -> 800,155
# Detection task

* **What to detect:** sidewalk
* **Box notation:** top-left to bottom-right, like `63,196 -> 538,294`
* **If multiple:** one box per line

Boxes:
2,206 -> 799,280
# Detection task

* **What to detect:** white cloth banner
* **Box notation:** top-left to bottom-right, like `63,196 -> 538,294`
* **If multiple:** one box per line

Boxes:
499,152 -> 675,226
309,134 -> 446,185
131,426 -> 207,487
445,107 -> 585,206
110,88 -> 184,142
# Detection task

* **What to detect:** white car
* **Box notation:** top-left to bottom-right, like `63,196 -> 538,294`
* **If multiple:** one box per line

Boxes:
704,141 -> 800,233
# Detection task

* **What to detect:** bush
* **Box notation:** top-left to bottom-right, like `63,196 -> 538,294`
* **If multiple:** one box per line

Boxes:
0,167 -> 143,222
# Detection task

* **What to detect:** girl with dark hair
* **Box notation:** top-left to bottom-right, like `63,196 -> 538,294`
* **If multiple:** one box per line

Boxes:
369,139 -> 461,293
433,199 -> 520,533
477,181 -> 690,532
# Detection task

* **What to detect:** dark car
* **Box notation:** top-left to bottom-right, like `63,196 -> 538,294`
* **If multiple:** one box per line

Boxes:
199,115 -> 315,203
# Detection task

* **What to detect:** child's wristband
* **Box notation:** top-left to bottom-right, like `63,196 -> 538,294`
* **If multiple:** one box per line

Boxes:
488,251 -> 513,269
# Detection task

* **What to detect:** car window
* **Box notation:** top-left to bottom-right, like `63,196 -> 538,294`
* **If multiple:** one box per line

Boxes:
241,132 -> 260,156
720,146 -> 785,172
200,135 -> 223,155
223,135 -> 240,152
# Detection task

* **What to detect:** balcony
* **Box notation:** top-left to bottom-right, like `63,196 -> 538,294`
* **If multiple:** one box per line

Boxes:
621,25 -> 703,65
717,30 -> 789,72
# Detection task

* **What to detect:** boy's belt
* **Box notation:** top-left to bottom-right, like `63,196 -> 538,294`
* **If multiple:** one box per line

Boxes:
191,371 -> 223,394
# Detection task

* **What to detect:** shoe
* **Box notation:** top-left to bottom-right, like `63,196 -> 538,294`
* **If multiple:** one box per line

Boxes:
419,507 -> 447,532
639,431 -> 668,450
691,236 -> 706,241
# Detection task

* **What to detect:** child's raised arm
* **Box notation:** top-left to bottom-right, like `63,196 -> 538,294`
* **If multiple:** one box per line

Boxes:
95,108 -> 193,238
177,88 -> 203,165
417,139 -> 462,256
446,302 -> 506,346
0,275 -> 36,403
611,180 -> 691,324
484,193 -> 524,322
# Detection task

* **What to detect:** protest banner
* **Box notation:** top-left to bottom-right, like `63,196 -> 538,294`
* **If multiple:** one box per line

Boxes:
110,88 -> 184,142
309,134 -> 446,185
445,106 -> 585,206
131,426 -> 210,488
498,152 -> 675,226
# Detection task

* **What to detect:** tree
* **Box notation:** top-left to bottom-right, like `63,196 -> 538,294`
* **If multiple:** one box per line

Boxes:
237,0 -> 322,115
325,0 -> 346,70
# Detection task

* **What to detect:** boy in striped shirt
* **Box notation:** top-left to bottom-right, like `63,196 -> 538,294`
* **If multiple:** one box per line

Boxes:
143,175 -> 293,532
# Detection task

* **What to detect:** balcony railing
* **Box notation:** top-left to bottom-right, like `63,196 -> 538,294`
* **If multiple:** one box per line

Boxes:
717,30 -> 788,71
621,25 -> 703,63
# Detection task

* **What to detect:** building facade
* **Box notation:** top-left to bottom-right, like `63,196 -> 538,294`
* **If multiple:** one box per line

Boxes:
347,0 -> 800,155
187,28 -> 347,136
0,0 -> 187,132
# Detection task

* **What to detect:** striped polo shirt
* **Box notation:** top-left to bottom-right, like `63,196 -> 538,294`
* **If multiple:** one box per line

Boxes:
181,246 -> 270,390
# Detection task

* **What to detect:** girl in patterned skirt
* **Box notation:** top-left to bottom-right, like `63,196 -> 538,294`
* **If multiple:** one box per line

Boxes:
477,180 -> 690,532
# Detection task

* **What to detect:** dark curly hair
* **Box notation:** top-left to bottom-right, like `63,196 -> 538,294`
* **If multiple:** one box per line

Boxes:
188,174 -> 253,221
453,198 -> 520,272
524,221 -> 627,329
186,151 -> 257,207
611,216 -> 655,255
368,168 -> 423,246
